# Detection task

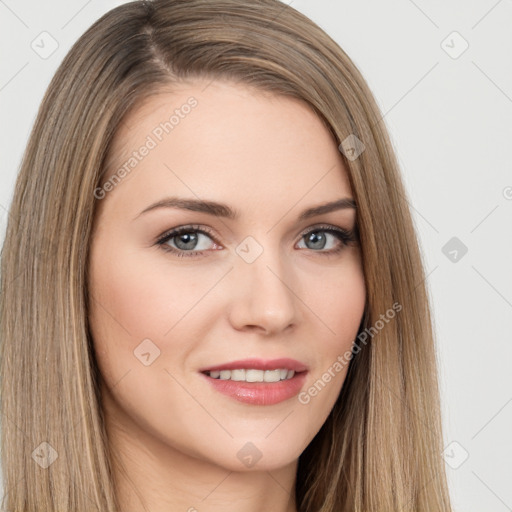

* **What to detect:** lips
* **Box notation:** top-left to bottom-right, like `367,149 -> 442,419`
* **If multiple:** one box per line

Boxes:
199,357 -> 308,373
200,367 -> 309,405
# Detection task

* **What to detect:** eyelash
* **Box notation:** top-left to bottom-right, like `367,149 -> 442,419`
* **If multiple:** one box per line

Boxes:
155,223 -> 358,259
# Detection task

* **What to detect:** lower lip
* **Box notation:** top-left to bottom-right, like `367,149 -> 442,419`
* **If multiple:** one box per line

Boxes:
200,371 -> 308,405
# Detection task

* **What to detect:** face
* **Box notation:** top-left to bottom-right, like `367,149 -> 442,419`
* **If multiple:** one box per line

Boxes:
88,79 -> 366,473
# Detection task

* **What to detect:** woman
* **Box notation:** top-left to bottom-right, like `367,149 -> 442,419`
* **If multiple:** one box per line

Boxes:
0,0 -> 453,510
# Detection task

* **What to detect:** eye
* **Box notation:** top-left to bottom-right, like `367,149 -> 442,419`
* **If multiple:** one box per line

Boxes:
155,223 -> 358,258
156,224 -> 220,258
297,225 -> 358,255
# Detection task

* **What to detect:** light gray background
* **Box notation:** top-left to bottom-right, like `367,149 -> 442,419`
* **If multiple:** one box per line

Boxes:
1,1 -> 511,510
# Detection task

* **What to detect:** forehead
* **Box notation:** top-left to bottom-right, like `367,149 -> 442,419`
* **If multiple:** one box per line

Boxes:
99,80 -> 353,218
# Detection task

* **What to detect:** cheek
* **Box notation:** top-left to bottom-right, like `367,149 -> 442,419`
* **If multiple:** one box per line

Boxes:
87,240 -> 189,393
88,243 -> 207,344
311,253 -> 366,350
87,243 -> 208,441
331,267 -> 366,346
300,255 -> 366,407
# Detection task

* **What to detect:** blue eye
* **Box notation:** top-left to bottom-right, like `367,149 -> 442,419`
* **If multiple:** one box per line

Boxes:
156,225 -> 219,258
297,226 -> 357,253
156,224 -> 358,258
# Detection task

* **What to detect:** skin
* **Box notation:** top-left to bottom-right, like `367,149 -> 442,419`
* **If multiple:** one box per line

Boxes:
88,79 -> 366,512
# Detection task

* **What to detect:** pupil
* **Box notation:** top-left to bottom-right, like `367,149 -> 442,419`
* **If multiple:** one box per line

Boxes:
175,232 -> 198,250
307,231 -> 326,250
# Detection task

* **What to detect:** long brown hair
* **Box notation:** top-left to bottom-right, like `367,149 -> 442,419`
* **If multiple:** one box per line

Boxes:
0,1 -> 452,510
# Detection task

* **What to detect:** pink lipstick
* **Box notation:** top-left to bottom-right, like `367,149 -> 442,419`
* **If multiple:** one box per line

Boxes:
199,358 -> 308,406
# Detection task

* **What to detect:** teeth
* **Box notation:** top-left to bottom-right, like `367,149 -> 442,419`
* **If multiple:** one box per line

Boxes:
207,369 -> 296,382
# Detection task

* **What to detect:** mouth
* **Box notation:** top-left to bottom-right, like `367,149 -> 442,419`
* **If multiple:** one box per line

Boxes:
199,366 -> 309,406
201,368 -> 305,383
199,357 -> 308,375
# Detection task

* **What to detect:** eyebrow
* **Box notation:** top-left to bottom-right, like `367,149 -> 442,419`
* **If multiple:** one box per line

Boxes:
133,196 -> 356,221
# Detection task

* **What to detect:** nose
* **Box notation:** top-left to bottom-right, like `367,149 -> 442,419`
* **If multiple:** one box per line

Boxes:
227,246 -> 300,336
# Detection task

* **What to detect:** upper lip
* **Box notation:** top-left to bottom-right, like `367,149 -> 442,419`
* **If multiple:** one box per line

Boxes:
199,358 -> 308,373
